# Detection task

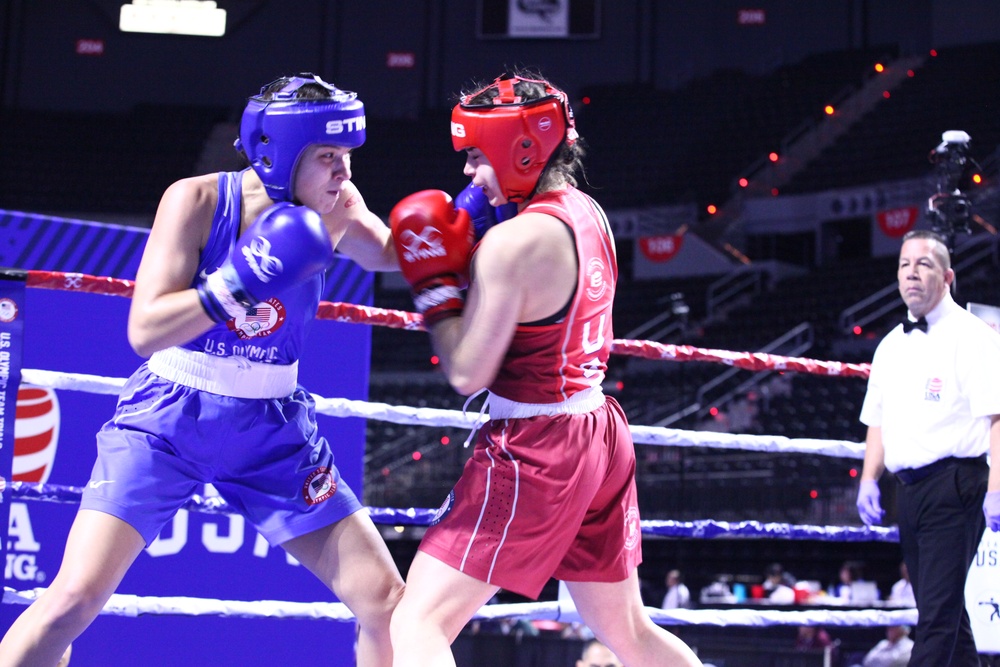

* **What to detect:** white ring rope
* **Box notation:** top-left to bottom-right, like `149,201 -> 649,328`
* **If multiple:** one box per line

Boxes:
2,586 -> 917,627
20,368 -> 865,459
7,366 -> 904,630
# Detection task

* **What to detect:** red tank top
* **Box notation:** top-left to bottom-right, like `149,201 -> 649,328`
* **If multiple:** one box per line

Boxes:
488,187 -> 617,403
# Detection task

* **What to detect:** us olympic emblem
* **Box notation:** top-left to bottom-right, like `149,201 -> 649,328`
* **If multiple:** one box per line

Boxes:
227,297 -> 286,340
303,467 -> 337,506
0,298 -> 17,323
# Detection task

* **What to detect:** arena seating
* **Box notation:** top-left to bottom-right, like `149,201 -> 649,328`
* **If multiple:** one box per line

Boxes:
783,41 -> 1000,194
0,105 -> 227,218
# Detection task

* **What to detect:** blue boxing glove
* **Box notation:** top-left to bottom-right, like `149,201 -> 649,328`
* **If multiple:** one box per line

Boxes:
856,480 -> 884,526
454,182 -> 517,240
197,203 -> 334,323
985,490 -> 1000,532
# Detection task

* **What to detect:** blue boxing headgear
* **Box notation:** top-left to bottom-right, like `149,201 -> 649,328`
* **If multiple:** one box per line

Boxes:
236,73 -> 366,202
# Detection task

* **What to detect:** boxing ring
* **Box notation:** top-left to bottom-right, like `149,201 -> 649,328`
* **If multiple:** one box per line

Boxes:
1,265 -> 997,664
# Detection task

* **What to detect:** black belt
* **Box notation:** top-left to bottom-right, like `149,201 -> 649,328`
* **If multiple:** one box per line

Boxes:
894,455 -> 987,486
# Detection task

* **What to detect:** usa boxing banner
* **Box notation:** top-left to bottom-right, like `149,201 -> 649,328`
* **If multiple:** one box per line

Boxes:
0,210 -> 370,666
0,270 -> 26,579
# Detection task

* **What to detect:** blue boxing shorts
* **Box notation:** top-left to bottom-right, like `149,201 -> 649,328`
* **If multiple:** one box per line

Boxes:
80,363 -> 362,546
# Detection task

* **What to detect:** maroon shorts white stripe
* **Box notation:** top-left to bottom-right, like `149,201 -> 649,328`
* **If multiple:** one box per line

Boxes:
418,395 -> 642,599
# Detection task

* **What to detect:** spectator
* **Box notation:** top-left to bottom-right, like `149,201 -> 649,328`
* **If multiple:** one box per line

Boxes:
763,563 -> 796,604
662,569 -> 693,609
832,560 -> 866,601
576,639 -> 623,667
887,561 -> 915,607
795,625 -> 833,652
848,625 -> 913,667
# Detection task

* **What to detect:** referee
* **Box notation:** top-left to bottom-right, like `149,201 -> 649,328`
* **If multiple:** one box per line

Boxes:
856,229 -> 1000,666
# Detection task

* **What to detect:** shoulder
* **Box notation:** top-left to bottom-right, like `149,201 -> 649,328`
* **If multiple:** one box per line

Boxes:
871,328 -> 904,361
951,306 -> 1000,340
484,211 -> 568,248
474,213 -> 571,281
154,174 -> 222,232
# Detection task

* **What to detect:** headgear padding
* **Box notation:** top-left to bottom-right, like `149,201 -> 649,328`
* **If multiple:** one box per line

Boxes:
451,75 -> 577,203
237,73 -> 366,202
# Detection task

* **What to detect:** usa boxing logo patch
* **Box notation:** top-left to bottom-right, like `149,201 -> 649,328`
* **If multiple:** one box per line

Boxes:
924,377 -> 943,402
623,506 -> 641,551
585,257 -> 608,301
226,297 -> 286,340
303,467 -> 337,506
430,490 -> 455,526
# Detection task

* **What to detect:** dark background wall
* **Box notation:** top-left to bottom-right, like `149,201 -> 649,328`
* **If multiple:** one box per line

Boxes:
3,0 -> 999,119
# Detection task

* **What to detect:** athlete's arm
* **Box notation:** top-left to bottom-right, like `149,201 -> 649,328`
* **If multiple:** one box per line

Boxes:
128,175 -> 218,357
431,212 -> 576,395
327,181 -> 398,271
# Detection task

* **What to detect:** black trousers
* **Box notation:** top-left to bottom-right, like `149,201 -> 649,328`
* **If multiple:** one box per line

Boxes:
897,457 -> 988,667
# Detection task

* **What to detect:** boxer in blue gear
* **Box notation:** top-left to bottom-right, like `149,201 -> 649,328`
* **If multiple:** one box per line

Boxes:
0,74 -> 404,667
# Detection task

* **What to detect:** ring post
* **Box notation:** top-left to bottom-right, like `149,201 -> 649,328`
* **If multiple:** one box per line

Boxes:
0,269 -> 27,568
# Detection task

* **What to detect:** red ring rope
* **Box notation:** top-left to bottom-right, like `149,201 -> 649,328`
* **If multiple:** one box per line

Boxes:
24,269 -> 871,378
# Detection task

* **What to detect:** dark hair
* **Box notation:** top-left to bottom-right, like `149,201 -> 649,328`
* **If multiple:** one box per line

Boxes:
901,229 -> 951,270
841,560 -> 866,581
463,68 -> 587,193
259,73 -> 336,101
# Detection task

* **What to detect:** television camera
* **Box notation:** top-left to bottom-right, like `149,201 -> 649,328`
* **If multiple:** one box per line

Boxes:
926,130 -> 980,250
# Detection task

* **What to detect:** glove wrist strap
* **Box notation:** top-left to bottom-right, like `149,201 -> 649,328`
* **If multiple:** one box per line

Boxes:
414,276 -> 465,326
203,269 -> 255,321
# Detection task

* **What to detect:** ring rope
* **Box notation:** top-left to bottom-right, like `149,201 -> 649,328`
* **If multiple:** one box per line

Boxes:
9,482 -> 897,542
20,368 -> 865,458
23,269 -> 871,377
11,270 -> 901,631
1,586 -> 917,627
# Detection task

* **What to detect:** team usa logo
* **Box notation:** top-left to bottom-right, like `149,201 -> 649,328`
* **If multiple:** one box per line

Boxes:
623,506 -> 641,551
14,387 -> 61,483
302,467 -> 337,506
226,297 -> 286,340
585,257 -> 608,301
924,377 -> 943,402
430,490 -> 456,526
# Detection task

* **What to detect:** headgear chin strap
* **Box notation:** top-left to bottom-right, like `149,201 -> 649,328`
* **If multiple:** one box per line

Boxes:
451,75 -> 578,203
236,73 -> 366,202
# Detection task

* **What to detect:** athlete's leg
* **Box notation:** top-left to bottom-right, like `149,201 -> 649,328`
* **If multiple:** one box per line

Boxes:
388,551 -> 499,667
0,510 -> 146,667
566,571 -> 702,667
282,511 -> 405,667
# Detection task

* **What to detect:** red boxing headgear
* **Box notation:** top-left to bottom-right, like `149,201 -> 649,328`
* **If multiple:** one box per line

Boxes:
451,76 -> 578,203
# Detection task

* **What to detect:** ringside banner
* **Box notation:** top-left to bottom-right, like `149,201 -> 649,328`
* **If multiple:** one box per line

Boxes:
0,210 -> 372,666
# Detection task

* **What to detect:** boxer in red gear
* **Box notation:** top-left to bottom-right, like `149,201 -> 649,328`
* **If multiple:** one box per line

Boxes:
388,70 -> 702,667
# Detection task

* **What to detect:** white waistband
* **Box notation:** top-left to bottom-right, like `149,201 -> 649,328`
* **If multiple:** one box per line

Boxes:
148,347 -> 298,399
487,386 -> 605,419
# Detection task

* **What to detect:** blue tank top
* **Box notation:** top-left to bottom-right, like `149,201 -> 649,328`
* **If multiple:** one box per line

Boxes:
180,170 -> 324,365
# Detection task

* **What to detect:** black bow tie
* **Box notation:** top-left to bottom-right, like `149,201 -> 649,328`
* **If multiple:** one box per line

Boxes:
902,317 -> 928,333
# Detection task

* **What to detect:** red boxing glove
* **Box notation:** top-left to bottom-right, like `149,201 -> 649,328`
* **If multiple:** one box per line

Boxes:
390,190 -> 474,326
